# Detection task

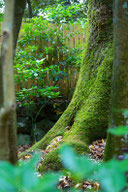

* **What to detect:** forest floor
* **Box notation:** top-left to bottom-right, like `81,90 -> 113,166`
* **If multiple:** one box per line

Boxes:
18,139 -> 106,191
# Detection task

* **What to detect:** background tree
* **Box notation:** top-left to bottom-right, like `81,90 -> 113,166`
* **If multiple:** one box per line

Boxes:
104,0 -> 128,161
13,0 -> 26,51
26,0 -> 33,18
0,0 -> 26,164
29,0 -> 113,171
0,0 -> 17,164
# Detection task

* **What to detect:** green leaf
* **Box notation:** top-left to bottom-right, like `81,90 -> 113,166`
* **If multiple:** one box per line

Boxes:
108,126 -> 128,136
19,154 -> 41,191
60,146 -> 97,180
0,162 -> 18,192
36,172 -> 61,192
124,109 -> 128,118
123,2 -> 128,9
93,160 -> 126,192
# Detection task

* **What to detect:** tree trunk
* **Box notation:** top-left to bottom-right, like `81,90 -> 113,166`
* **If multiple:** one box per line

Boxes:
0,0 -> 26,164
13,0 -> 26,51
104,0 -> 128,161
0,0 -> 17,164
30,0 -> 113,171
26,0 -> 33,18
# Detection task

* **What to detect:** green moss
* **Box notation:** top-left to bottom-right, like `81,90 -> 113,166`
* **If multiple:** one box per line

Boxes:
64,43 -> 113,143
40,141 -> 89,172
40,149 -> 62,172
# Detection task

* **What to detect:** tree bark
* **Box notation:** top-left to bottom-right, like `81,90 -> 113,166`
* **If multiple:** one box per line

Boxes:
28,0 -> 113,171
13,0 -> 26,51
0,0 -> 26,164
0,0 -> 17,163
104,0 -> 128,161
26,0 -> 33,18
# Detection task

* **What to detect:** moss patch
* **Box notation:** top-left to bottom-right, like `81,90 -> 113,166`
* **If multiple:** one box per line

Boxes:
40,149 -> 62,172
40,141 -> 89,172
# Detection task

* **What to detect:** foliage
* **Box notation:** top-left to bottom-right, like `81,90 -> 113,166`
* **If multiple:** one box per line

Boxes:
14,45 -> 60,137
0,154 -> 61,192
19,16 -> 85,67
0,108 -> 127,192
14,47 -> 60,106
1,144 -> 128,192
25,0 -> 88,20
15,15 -> 86,104
38,2 -> 87,23
0,0 -> 4,22
14,1 -> 86,143
15,110 -> 128,192
0,108 -> 128,192
109,125 -> 128,136
60,146 -> 128,192
15,0 -> 87,104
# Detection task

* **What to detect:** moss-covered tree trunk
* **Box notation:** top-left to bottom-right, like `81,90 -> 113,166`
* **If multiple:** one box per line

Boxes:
30,0 -> 113,171
104,0 -> 128,161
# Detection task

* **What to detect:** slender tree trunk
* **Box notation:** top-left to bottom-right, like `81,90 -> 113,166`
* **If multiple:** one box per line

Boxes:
0,0 -> 26,164
0,0 -> 17,163
27,0 -> 113,172
27,0 -> 33,18
104,0 -> 128,161
13,0 -> 26,51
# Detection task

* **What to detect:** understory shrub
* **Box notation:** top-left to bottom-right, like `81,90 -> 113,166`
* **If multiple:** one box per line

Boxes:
14,49 -> 60,106
14,1 -> 87,143
15,8 -> 87,103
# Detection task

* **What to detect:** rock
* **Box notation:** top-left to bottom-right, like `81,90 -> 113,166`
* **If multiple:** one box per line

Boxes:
32,127 -> 46,142
48,113 -> 59,122
17,103 -> 41,118
39,110 -> 59,121
39,105 -> 59,121
17,105 -> 29,117
17,117 -> 31,134
17,134 -> 31,146
35,119 -> 54,132
31,119 -> 54,142
38,107 -> 47,119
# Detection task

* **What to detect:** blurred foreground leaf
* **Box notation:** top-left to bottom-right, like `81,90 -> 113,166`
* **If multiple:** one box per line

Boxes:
108,126 -> 128,136
60,146 -> 97,180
